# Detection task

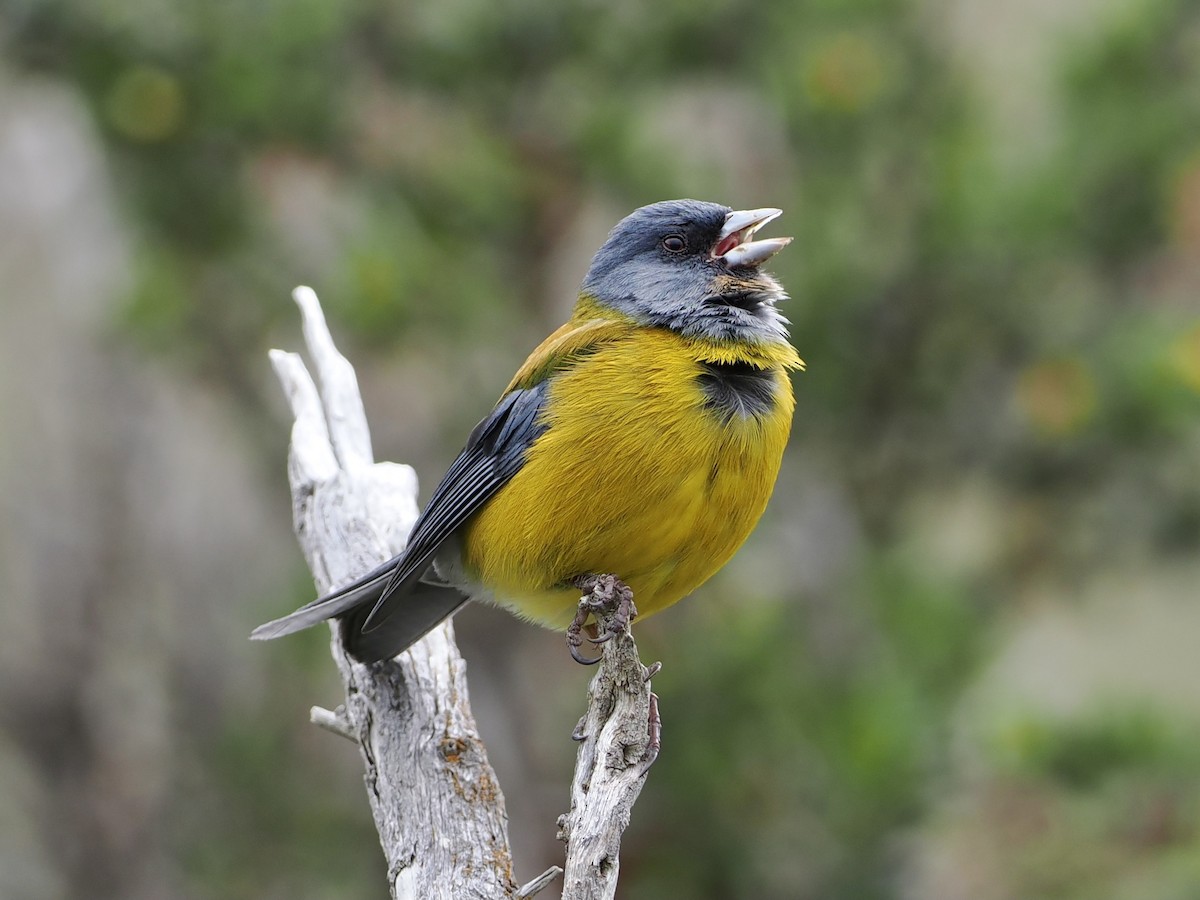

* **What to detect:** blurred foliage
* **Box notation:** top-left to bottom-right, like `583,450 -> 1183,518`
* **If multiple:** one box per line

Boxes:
4,0 -> 1200,896
997,707 -> 1186,789
920,706 -> 1200,900
629,555 -> 986,899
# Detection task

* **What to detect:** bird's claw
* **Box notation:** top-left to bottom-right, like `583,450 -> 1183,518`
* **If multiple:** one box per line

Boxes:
565,574 -> 637,665
571,715 -> 588,742
566,612 -> 602,663
567,633 -> 602,666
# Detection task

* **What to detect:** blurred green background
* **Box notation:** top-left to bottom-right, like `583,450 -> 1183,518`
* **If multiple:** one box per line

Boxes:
2,0 -> 1199,897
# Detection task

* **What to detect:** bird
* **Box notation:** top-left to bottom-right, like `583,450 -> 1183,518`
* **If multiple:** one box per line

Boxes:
252,199 -> 803,663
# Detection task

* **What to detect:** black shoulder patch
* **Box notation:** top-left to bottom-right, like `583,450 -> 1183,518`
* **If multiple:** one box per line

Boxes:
697,360 -> 778,422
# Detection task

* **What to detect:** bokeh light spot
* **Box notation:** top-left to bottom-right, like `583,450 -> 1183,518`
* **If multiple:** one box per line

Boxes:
1166,323 -> 1200,394
803,33 -> 888,114
105,65 -> 186,143
1168,150 -> 1200,251
1016,358 -> 1097,436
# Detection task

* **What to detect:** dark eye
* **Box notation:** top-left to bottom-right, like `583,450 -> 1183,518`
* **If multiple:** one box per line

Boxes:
662,235 -> 686,253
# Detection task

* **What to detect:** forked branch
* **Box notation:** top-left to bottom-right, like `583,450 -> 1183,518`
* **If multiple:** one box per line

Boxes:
268,287 -> 658,900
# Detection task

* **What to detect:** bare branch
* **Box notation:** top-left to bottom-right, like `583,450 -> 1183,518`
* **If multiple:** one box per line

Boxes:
309,705 -> 357,742
292,285 -> 374,470
558,583 -> 661,900
515,866 -> 564,898
270,287 -> 515,899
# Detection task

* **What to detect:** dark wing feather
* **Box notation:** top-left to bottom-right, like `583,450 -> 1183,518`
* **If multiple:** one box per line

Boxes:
250,382 -> 549,661
338,580 -> 470,663
363,381 -> 549,628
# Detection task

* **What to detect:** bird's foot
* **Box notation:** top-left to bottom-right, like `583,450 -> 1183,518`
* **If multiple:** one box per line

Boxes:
566,574 -> 637,665
582,575 -> 637,645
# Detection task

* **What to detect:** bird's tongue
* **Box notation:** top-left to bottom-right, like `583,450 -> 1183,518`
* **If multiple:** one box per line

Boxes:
713,234 -> 741,257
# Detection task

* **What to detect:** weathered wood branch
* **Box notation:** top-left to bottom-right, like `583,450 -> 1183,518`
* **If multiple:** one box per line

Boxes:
270,287 -> 514,900
558,586 -> 661,900
269,286 -> 659,900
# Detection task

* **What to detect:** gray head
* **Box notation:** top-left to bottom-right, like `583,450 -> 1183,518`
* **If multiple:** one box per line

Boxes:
581,199 -> 792,345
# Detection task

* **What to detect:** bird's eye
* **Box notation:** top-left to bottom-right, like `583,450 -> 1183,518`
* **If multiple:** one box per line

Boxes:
662,235 -> 686,253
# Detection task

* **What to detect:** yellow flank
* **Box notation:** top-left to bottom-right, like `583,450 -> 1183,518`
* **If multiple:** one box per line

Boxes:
460,308 -> 802,629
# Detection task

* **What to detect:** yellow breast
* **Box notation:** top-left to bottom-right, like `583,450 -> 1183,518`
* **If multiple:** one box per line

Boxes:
460,326 -> 799,628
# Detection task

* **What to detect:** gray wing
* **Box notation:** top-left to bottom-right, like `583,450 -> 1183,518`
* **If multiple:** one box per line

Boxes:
250,382 -> 550,661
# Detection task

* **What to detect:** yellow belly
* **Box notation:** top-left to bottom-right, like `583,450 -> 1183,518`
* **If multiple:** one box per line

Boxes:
460,328 -> 796,628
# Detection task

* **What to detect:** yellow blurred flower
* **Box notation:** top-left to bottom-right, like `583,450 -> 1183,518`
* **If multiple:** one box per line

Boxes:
1166,323 -> 1200,393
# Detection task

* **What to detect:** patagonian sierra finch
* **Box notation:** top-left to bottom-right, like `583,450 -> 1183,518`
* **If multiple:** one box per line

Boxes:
253,199 -> 802,663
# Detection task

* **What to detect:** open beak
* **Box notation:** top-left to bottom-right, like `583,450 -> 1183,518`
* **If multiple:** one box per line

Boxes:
713,207 -> 792,267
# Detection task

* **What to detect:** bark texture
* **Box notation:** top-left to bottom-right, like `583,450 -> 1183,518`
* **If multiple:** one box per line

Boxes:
271,287 -> 515,900
558,592 -> 660,900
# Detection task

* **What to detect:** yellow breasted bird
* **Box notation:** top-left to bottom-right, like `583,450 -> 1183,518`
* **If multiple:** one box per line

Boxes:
252,200 -> 803,662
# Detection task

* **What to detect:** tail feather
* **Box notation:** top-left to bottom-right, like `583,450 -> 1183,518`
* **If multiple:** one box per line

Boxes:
251,555 -> 467,662
250,556 -> 400,641
340,580 -> 469,662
